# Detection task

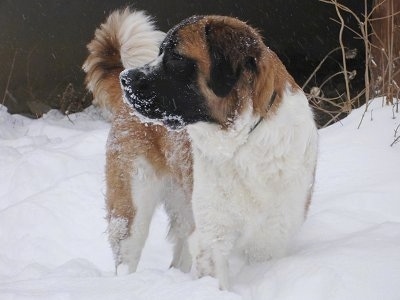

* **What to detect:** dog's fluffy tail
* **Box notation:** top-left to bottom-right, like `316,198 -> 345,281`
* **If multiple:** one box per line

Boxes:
83,8 -> 164,117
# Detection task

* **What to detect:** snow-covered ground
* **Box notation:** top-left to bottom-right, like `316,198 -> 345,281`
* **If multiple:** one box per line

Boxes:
0,99 -> 399,300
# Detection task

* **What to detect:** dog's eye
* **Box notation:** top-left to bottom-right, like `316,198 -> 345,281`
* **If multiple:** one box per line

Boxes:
168,52 -> 184,62
164,52 -> 196,78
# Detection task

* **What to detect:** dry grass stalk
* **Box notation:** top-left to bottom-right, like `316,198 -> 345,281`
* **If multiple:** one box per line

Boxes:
313,0 -> 399,128
60,83 -> 91,116
1,50 -> 17,106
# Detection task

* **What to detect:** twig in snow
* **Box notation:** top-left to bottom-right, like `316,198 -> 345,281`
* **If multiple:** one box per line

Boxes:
390,123 -> 400,146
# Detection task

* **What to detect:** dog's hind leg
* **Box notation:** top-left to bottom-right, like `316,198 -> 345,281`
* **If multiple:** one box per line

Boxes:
106,134 -> 135,274
106,127 -> 159,275
164,179 -> 194,273
170,236 -> 191,272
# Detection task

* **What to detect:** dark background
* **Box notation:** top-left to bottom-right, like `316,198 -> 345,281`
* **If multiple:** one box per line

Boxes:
0,0 -> 370,119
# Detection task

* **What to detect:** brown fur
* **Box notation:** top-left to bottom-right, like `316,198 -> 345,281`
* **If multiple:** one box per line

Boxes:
83,10 -> 129,114
106,103 -> 192,233
176,16 -> 299,127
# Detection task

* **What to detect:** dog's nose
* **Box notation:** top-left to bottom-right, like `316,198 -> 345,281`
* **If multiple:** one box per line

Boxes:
120,70 -> 148,91
120,73 -> 130,88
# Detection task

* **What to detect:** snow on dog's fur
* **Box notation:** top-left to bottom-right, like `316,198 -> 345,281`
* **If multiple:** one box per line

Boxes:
85,9 -> 318,290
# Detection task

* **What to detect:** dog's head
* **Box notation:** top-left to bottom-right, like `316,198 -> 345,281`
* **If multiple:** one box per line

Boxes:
120,15 -> 295,130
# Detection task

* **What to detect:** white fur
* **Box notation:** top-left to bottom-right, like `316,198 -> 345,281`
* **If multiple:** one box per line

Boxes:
187,88 -> 318,289
113,155 -> 193,275
118,10 -> 165,69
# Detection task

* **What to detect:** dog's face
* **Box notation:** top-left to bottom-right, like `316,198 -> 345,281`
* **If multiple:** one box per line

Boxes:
121,15 -> 285,129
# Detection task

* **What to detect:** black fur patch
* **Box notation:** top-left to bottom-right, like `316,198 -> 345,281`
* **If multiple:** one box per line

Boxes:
205,20 -> 261,97
205,23 -> 242,98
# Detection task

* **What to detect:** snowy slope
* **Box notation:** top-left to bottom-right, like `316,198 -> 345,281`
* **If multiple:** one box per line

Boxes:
0,99 -> 399,300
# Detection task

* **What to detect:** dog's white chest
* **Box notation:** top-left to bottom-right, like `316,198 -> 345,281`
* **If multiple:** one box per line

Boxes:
187,91 -> 318,264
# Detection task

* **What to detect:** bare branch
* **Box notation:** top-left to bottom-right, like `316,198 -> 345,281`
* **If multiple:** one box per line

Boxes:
302,47 -> 342,90
333,0 -> 352,105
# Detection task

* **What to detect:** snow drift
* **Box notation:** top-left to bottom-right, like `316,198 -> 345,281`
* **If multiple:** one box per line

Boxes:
0,99 -> 399,299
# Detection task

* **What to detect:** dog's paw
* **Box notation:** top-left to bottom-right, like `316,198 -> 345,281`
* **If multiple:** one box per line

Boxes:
116,263 -> 130,276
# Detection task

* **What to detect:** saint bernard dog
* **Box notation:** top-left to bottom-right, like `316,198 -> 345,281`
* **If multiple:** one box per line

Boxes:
84,8 -> 318,289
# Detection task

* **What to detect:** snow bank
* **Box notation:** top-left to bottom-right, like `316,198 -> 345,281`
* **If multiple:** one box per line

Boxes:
0,99 -> 399,299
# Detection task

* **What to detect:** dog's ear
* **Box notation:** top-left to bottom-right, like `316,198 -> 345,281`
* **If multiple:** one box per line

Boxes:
205,22 -> 243,98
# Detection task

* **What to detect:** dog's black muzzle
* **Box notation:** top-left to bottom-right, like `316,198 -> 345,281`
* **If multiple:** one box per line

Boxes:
120,68 -> 188,129
120,68 -> 165,121
120,62 -> 212,130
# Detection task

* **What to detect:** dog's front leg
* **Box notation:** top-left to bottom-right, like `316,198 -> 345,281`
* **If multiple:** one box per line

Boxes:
189,226 -> 235,290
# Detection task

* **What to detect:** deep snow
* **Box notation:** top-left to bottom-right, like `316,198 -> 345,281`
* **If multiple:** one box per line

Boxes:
0,99 -> 399,300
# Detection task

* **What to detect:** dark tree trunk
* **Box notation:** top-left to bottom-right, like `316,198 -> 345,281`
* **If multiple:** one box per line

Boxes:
370,0 -> 400,104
